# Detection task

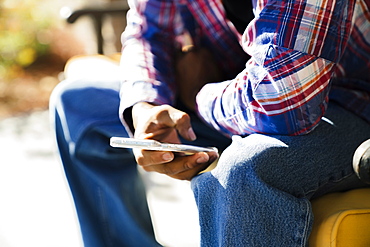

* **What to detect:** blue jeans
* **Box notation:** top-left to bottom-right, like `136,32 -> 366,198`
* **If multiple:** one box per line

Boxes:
192,104 -> 370,246
50,77 -> 370,246
49,77 -> 230,247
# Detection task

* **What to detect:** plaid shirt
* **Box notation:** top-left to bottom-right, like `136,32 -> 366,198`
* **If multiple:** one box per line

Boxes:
119,0 -> 370,137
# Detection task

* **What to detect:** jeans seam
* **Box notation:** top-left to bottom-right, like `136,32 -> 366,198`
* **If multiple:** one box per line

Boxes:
301,199 -> 312,247
304,168 -> 354,197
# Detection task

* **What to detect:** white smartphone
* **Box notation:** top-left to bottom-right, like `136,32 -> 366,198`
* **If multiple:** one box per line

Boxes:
110,137 -> 218,154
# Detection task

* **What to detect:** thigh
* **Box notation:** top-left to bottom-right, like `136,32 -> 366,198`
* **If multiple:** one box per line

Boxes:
213,102 -> 370,199
50,78 -> 122,144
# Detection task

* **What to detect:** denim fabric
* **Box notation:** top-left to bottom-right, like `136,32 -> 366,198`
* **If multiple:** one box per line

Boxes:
50,77 -> 370,247
192,103 -> 370,246
50,78 -> 160,247
49,78 -> 231,247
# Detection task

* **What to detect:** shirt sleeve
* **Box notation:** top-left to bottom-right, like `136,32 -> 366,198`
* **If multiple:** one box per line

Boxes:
196,0 -> 355,136
119,0 -> 181,128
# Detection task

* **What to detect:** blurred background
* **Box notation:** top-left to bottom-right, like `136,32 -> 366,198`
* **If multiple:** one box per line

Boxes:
0,0 -> 126,118
0,0 -> 199,246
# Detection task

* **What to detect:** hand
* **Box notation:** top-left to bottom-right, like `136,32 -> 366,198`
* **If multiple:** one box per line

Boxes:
175,47 -> 223,110
131,102 -> 218,180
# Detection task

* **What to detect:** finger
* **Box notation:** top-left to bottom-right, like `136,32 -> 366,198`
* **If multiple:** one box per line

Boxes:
139,105 -> 185,142
166,108 -> 196,141
169,162 -> 210,180
141,154 -> 203,175
134,104 -> 196,142
164,152 -> 219,180
134,149 -> 174,167
142,152 -> 218,179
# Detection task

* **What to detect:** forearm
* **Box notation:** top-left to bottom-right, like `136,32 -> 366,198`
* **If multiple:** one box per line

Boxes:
119,0 -> 180,131
196,0 -> 355,136
196,52 -> 334,136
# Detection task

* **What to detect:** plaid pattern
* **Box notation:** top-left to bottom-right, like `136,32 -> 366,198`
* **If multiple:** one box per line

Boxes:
120,0 -> 370,136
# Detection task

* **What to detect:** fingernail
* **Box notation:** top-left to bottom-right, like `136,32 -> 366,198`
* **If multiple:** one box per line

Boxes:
162,153 -> 173,161
188,128 -> 196,141
196,154 -> 209,164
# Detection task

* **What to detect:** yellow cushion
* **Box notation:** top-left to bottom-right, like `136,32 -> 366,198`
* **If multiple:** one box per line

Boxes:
309,188 -> 370,247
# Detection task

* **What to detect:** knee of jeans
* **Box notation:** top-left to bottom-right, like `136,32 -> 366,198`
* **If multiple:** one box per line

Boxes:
191,171 -> 220,201
49,79 -> 82,111
213,134 -> 293,190
50,78 -> 119,109
49,79 -> 86,138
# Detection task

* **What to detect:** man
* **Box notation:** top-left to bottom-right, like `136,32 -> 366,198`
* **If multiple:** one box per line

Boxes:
50,0 -> 370,246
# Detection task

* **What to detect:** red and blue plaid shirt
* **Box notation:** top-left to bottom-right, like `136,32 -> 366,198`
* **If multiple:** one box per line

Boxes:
119,0 -> 370,137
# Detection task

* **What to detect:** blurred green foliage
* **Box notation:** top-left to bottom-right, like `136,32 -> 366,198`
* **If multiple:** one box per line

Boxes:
0,0 -> 58,80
